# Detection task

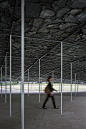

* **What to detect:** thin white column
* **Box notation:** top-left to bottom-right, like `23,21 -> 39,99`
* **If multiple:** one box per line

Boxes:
31,82 -> 32,91
1,67 -> 2,97
5,56 -> 7,103
59,83 -> 60,92
28,69 -> 29,97
20,81 -> 21,94
61,42 -> 63,114
10,35 -> 12,116
39,59 -> 40,102
75,73 -> 76,96
52,71 -> 54,84
41,82 -> 42,91
13,81 -> 14,89
62,81 -> 64,91
71,63 -> 72,101
77,80 -> 78,92
21,0 -> 24,128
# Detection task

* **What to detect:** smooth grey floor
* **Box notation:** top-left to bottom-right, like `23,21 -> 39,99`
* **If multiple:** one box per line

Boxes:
0,93 -> 86,129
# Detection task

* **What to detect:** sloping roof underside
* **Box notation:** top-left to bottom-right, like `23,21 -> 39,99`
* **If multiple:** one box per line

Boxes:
0,0 -> 86,82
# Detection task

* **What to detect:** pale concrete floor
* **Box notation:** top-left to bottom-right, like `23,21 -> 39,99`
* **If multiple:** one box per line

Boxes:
0,93 -> 86,129
0,88 -> 85,94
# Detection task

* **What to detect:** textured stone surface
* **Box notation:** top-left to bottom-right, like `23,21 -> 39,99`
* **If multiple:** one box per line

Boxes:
56,7 -> 70,18
0,1 -> 10,8
38,26 -> 49,33
70,9 -> 82,15
33,18 -> 44,27
59,23 -> 77,30
40,9 -> 55,18
0,0 -> 86,81
70,0 -> 86,8
65,15 -> 78,23
26,3 -> 41,18
77,9 -> 86,22
79,0 -> 86,2
57,0 -> 68,8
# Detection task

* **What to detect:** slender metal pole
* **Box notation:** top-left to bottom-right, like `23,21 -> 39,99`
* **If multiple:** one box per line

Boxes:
71,63 -> 72,101
39,59 -> 40,102
5,56 -> 7,103
52,71 -> 54,84
77,80 -> 78,92
59,83 -> 60,92
62,80 -> 64,91
31,82 -> 32,91
13,81 -> 14,89
41,82 -> 42,91
1,67 -> 2,97
75,73 -> 76,96
28,69 -> 29,97
61,42 -> 63,114
21,0 -> 24,128
10,35 -> 12,116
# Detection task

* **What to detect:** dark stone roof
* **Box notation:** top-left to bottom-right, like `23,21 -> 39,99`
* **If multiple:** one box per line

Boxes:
0,0 -> 86,82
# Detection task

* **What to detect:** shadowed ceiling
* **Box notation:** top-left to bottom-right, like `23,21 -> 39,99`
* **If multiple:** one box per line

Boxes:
0,0 -> 86,82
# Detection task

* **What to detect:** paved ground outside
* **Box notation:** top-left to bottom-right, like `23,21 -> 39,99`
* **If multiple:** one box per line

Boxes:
0,83 -> 86,94
0,93 -> 86,129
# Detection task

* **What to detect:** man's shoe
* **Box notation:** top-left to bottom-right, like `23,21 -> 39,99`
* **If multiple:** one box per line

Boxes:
42,107 -> 47,109
54,107 -> 59,109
